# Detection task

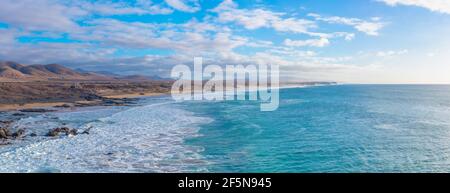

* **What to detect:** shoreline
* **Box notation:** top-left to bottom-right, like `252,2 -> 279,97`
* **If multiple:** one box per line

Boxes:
0,92 -> 170,147
0,83 -> 335,112
0,92 -> 169,112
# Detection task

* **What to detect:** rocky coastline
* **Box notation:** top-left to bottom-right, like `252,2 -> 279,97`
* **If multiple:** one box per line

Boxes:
0,80 -> 173,146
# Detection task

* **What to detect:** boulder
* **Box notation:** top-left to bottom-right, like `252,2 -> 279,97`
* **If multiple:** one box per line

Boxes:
60,127 -> 70,133
0,128 -> 9,139
47,128 -> 62,137
68,129 -> 78,136
12,129 -> 26,138
81,127 -> 92,135
47,127 -> 78,137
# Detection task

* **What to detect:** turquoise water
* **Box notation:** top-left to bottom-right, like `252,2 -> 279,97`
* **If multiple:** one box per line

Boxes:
2,85 -> 450,172
180,85 -> 450,172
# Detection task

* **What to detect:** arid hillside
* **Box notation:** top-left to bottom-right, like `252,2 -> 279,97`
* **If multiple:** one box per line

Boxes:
0,61 -> 115,81
0,61 -> 173,105
0,81 -> 173,105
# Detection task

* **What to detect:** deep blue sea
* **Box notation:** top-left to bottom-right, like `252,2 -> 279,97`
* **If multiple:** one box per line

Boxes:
1,85 -> 450,172
180,85 -> 450,172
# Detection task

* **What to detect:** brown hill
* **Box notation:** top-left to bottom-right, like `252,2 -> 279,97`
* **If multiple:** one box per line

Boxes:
0,61 -> 114,81
0,62 -> 25,79
0,67 -> 26,79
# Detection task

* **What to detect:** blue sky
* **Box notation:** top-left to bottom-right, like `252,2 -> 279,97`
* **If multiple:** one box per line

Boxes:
1,0 -> 450,83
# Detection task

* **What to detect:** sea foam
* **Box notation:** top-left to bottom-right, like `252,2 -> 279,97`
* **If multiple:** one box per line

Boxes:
0,99 -> 212,173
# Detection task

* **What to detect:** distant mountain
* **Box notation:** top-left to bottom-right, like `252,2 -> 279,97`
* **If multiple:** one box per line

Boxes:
0,61 -> 173,82
75,68 -> 120,77
76,67 -> 173,81
118,75 -> 173,81
0,61 -> 114,81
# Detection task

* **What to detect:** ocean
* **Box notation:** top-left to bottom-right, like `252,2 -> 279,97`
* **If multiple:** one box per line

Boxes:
1,85 -> 450,172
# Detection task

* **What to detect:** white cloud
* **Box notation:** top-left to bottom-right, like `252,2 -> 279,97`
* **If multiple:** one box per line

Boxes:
212,0 -> 317,34
182,19 -> 219,32
0,41 -> 116,65
164,0 -> 200,13
284,38 -> 330,47
0,0 -> 85,31
308,13 -> 385,36
271,18 -> 317,34
212,0 -> 280,29
376,49 -> 409,57
354,21 -> 385,36
77,0 -> 174,15
0,0 -> 175,32
0,0 -> 384,81
215,8 -> 279,29
62,18 -> 247,56
378,0 -> 450,14
427,52 -> 436,57
333,32 -> 356,40
246,40 -> 274,48
0,29 -> 18,44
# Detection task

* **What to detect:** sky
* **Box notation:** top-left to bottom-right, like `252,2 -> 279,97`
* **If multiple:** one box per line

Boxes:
1,0 -> 450,83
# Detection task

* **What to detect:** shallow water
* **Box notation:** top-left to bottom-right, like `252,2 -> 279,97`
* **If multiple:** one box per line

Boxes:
1,85 -> 450,172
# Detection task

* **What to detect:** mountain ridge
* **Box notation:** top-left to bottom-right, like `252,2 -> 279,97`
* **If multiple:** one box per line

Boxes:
0,61 -> 165,82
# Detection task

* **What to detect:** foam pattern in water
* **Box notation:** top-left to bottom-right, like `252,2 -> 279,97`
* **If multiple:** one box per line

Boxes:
0,101 -> 212,173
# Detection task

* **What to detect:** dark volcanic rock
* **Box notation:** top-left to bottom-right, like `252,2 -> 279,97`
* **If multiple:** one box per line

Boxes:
74,102 -> 97,107
0,128 -> 9,139
54,104 -> 71,108
20,108 -> 56,113
103,99 -> 122,105
81,127 -> 92,135
0,121 -> 14,131
102,98 -> 138,106
84,94 -> 103,101
68,129 -> 78,136
12,129 -> 25,138
0,127 -> 13,139
60,127 -> 70,133
47,127 -> 78,137
47,128 -> 61,137
0,120 -> 13,125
